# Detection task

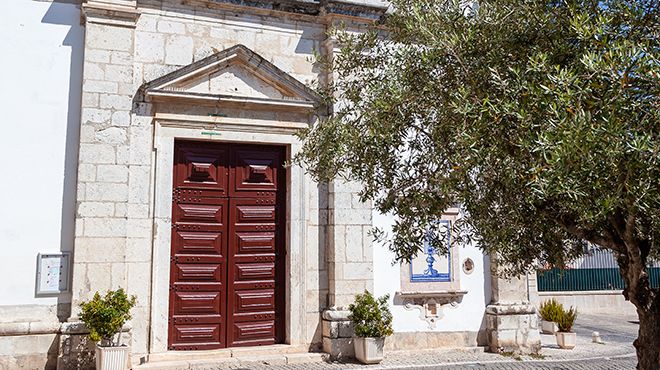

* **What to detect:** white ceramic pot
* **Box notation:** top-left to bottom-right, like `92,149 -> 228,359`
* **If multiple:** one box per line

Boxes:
541,320 -> 558,334
555,332 -> 577,349
95,344 -> 130,370
354,337 -> 385,364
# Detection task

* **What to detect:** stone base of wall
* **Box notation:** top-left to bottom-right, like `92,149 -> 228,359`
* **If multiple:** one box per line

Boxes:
321,309 -> 354,360
0,334 -> 59,370
485,304 -> 541,354
538,291 -> 636,315
57,322 -> 132,370
385,331 -> 484,351
322,309 -> 488,359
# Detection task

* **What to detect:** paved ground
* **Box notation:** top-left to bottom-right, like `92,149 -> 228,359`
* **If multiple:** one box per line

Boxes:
140,313 -> 641,370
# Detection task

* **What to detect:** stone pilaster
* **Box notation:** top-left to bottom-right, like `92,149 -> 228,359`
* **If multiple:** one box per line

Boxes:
65,1 -> 150,368
485,258 -> 541,354
322,179 -> 374,358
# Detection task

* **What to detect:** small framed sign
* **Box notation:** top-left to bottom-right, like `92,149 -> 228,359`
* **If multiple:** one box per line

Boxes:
36,253 -> 70,295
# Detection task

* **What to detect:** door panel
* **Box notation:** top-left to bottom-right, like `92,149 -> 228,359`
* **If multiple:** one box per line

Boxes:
226,196 -> 285,347
174,141 -> 229,196
169,140 -> 285,350
230,146 -> 284,197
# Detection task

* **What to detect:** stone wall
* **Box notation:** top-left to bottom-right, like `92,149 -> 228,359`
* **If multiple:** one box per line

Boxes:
69,0 -> 387,365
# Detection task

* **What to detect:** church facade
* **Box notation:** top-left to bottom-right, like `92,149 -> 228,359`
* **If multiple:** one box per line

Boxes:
0,1 -> 540,369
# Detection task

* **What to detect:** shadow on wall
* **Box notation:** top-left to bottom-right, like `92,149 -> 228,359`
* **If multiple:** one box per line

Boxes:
478,253 -> 492,346
39,0 -> 84,323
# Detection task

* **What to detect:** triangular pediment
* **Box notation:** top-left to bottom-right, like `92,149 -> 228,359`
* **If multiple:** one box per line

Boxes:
140,45 -> 321,110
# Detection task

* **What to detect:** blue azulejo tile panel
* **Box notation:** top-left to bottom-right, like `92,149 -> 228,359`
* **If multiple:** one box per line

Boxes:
410,220 -> 451,282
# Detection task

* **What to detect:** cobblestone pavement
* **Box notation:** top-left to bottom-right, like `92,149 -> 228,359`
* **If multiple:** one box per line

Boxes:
144,313 -> 640,370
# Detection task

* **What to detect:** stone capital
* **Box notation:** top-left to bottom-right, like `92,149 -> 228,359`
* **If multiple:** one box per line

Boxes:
82,0 -> 139,28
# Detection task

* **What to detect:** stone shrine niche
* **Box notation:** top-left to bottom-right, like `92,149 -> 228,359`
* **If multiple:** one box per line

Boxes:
395,208 -> 467,329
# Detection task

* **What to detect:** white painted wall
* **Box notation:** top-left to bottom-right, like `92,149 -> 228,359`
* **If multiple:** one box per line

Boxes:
373,211 -> 491,332
0,0 -> 83,307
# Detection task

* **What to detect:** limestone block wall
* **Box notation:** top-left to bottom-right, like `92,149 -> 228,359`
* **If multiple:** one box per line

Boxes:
326,179 -> 374,309
71,0 -> 337,361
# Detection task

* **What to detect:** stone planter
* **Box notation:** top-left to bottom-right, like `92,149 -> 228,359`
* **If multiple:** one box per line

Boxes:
354,337 -> 385,364
95,344 -> 129,370
541,320 -> 558,334
555,332 -> 576,349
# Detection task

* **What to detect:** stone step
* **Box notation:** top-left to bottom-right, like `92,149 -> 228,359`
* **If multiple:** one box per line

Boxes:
134,352 -> 327,370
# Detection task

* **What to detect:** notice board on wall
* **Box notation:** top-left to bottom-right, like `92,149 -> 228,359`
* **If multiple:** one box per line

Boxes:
36,253 -> 70,295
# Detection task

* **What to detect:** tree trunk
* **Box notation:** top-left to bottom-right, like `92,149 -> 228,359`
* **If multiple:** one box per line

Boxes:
617,248 -> 660,370
634,303 -> 660,370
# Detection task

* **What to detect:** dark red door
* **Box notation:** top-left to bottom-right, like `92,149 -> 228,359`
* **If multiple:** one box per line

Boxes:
168,141 -> 286,350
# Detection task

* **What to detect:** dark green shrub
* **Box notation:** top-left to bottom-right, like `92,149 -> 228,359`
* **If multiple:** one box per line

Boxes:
557,306 -> 578,333
348,290 -> 394,338
79,288 -> 137,346
539,299 -> 563,322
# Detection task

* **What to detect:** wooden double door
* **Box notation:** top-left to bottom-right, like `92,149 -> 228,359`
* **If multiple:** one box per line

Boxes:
168,140 -> 286,350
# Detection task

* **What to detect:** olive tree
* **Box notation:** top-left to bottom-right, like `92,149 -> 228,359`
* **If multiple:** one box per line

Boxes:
296,1 -> 659,368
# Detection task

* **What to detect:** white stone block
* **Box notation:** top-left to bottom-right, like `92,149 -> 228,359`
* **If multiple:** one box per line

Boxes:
142,64 -> 178,81
82,93 -> 99,108
127,263 -> 151,306
79,144 -> 115,164
115,203 -> 127,217
165,35 -> 193,65
330,192 -> 352,209
112,111 -> 131,126
186,22 -> 208,37
84,62 -> 104,80
77,202 -> 114,217
111,262 -> 127,288
116,145 -> 130,165
95,127 -> 128,145
99,94 -> 133,110
127,219 -> 152,238
78,164 -> 96,182
331,209 -> 372,226
86,25 -> 133,51
81,107 -> 112,124
157,20 -> 186,34
111,51 -> 132,65
74,238 -> 126,263
136,15 -> 157,32
128,166 -> 151,204
126,238 -> 152,262
127,203 -> 150,218
104,65 -> 133,83
96,164 -> 129,183
86,182 -> 128,202
129,126 -> 153,165
342,263 -> 373,280
135,32 -> 165,63
84,218 -> 127,237
85,49 -> 111,63
83,80 -> 118,94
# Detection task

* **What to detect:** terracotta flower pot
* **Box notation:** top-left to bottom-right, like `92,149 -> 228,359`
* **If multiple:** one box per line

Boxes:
555,332 -> 576,349
541,320 -> 558,334
95,344 -> 130,370
354,337 -> 385,364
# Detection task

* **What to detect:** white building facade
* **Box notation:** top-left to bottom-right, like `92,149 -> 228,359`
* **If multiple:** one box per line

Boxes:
0,1 -> 540,369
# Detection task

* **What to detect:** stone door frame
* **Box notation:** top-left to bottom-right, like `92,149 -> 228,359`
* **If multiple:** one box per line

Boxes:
150,119 -> 308,354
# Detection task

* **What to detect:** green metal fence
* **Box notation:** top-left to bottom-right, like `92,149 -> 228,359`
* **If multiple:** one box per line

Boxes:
537,248 -> 660,291
537,267 -> 660,291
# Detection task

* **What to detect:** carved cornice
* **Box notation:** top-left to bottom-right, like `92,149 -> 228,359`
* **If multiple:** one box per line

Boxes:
82,1 -> 140,27
140,0 -> 388,23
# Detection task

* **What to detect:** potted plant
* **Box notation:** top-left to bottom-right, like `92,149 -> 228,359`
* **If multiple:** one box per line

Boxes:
538,298 -> 563,334
555,306 -> 578,349
79,288 -> 137,370
348,291 -> 394,364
